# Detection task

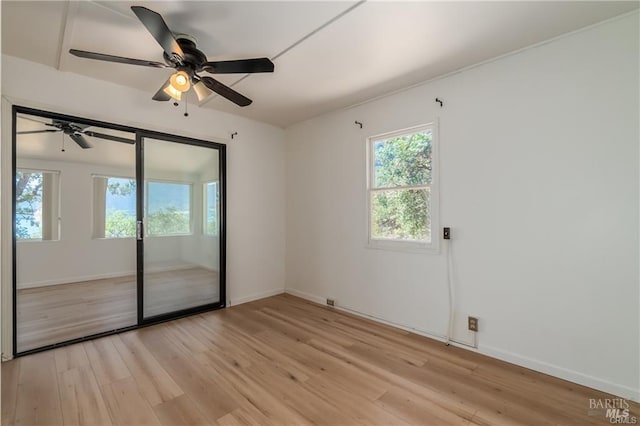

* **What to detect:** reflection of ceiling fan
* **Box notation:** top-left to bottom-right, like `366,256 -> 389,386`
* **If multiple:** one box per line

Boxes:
69,6 -> 274,107
17,118 -> 134,149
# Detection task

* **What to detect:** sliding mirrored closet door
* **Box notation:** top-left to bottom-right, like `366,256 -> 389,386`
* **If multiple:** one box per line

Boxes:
139,136 -> 223,321
13,108 -> 226,356
14,111 -> 137,353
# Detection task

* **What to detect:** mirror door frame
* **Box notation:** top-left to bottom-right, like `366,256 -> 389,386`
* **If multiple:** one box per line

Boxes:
136,131 -> 226,326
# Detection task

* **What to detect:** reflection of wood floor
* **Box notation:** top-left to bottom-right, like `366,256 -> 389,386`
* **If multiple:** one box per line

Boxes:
17,267 -> 219,352
3,294 -> 630,425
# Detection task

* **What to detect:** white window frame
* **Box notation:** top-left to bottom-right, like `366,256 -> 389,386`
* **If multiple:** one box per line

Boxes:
203,181 -> 219,237
366,122 -> 439,253
145,179 -> 194,237
16,168 -> 61,242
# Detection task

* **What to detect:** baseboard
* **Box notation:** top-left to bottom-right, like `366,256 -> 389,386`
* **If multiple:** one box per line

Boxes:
479,345 -> 640,403
284,288 -> 327,306
17,262 -> 207,290
18,270 -> 136,289
284,287 -> 640,403
229,288 -> 285,307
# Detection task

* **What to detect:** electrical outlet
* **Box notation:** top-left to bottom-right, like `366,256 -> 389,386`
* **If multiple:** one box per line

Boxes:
443,227 -> 451,240
326,298 -> 335,307
468,316 -> 479,332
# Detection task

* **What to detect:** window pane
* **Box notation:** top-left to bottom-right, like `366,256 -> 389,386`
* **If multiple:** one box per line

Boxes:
205,182 -> 218,235
373,129 -> 432,188
105,177 -> 136,238
371,188 -> 430,242
15,171 -> 43,239
147,182 -> 191,235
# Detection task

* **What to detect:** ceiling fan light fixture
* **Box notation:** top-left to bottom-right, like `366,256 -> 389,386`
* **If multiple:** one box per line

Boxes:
169,70 -> 191,93
163,83 -> 182,100
192,81 -> 211,102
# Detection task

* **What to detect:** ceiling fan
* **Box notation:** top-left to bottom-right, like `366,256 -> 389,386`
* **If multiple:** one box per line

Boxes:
17,117 -> 133,149
69,6 -> 274,107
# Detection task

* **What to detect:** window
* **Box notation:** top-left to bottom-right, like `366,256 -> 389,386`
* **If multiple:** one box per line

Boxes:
146,181 -> 192,236
203,181 -> 219,236
367,123 -> 437,250
16,169 -> 60,241
93,176 -> 136,238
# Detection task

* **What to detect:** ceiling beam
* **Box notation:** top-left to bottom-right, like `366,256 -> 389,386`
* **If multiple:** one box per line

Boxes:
56,0 -> 80,71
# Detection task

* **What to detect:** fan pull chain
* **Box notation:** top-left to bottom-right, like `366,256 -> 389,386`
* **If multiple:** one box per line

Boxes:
184,99 -> 189,117
61,133 -> 66,152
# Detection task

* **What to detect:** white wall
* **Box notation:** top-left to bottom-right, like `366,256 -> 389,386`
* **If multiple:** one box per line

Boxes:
285,13 -> 639,400
1,54 -> 287,356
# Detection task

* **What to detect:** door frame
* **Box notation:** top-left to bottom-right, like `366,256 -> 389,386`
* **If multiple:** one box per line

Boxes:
136,131 -> 226,326
10,105 -> 227,357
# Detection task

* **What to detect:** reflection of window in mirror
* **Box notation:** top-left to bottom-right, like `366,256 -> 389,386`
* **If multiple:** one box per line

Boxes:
93,175 -> 136,239
16,169 -> 60,241
203,181 -> 218,236
146,181 -> 192,236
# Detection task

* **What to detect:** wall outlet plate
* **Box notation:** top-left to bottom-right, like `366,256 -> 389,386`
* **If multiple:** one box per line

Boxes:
468,316 -> 479,332
326,298 -> 335,306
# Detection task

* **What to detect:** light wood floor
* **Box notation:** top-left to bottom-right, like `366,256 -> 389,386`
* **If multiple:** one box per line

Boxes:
17,267 -> 219,352
3,294 -> 637,425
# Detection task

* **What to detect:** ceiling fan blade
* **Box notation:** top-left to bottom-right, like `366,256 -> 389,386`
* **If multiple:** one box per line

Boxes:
131,6 -> 184,60
152,79 -> 172,101
200,76 -> 252,107
68,133 -> 92,149
18,116 -> 57,127
69,49 -> 169,68
17,129 -> 61,135
82,131 -> 134,144
202,58 -> 274,74
192,80 -> 212,102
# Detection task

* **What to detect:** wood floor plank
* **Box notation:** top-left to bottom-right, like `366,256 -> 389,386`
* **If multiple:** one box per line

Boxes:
1,358 -> 20,426
58,366 -> 113,426
216,408 -> 268,426
112,332 -> 184,406
301,374 -> 410,425
136,325 -> 239,423
375,387 -> 473,425
53,343 -> 90,373
14,351 -> 64,426
101,377 -> 161,426
252,329 -> 389,401
193,348 -> 311,425
152,394 -> 210,426
83,337 -> 131,386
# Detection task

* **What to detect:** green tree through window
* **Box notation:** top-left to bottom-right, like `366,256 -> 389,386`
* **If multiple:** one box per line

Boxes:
15,171 -> 44,239
370,127 -> 433,243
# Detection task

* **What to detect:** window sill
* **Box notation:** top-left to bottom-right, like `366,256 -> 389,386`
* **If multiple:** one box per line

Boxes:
366,239 -> 440,254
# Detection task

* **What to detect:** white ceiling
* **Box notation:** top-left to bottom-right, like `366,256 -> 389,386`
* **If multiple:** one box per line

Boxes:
3,1 -> 638,127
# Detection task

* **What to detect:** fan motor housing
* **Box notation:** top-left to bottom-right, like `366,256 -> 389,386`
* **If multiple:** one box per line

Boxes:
164,37 -> 207,71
